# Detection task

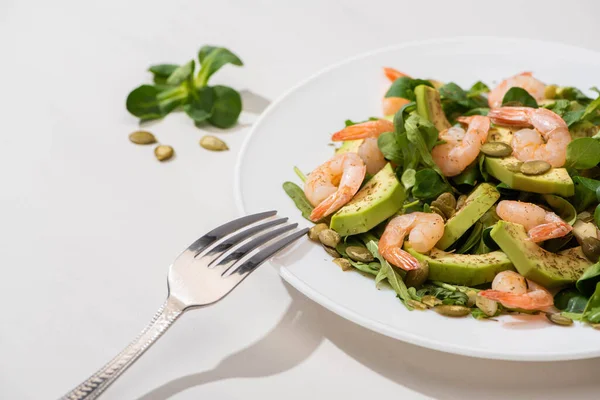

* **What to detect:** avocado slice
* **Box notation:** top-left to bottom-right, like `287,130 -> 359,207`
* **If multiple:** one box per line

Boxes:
484,127 -> 574,197
405,244 -> 514,286
436,183 -> 500,250
330,163 -> 405,236
490,221 -> 591,288
415,85 -> 451,132
336,140 -> 363,154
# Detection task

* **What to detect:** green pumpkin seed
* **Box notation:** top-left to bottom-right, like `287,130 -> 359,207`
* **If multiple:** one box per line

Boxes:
154,145 -> 174,161
431,194 -> 456,218
546,313 -> 573,326
428,205 -> 447,222
405,260 -> 429,288
332,258 -> 352,271
308,223 -> 329,242
322,244 -> 341,258
577,211 -> 594,223
407,299 -> 428,310
421,295 -> 442,308
592,323 -> 600,330
200,135 -> 229,151
466,290 -> 477,307
506,161 -> 524,173
434,305 -> 471,317
456,195 -> 467,211
520,160 -> 551,176
345,246 -> 375,263
476,294 -> 498,317
318,229 -> 341,248
582,237 -> 600,262
129,130 -> 157,144
480,142 -> 513,157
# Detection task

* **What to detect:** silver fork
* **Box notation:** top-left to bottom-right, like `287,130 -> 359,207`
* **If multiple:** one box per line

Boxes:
61,211 -> 308,400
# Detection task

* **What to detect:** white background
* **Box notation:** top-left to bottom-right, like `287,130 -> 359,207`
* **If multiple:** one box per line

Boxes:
2,0 -> 600,399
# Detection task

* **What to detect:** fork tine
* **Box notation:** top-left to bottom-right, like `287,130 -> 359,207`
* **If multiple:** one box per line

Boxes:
223,227 -> 309,278
200,217 -> 288,265
185,211 -> 277,255
208,223 -> 299,270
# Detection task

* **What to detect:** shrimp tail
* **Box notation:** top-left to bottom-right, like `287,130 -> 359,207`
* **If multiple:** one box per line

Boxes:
331,119 -> 395,141
479,289 -> 553,310
383,67 -> 410,81
309,179 -> 363,221
488,107 -> 532,126
528,221 -> 573,242
380,248 -> 421,271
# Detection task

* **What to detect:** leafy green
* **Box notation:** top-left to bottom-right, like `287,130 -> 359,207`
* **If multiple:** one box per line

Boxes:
478,155 -> 489,181
412,169 -> 452,200
385,77 -> 433,100
401,168 -> 416,189
348,260 -> 380,276
282,182 -> 313,221
467,81 -> 490,97
577,262 -> 600,296
554,288 -> 589,313
543,99 -> 571,116
416,283 -> 469,306
452,162 -> 480,187
582,282 -> 600,323
556,87 -> 592,103
566,138 -> 600,170
439,82 -> 488,122
572,176 -> 600,212
405,113 -> 442,175
377,131 -> 403,164
595,204 -> 600,228
456,222 -> 483,254
293,166 -> 307,183
501,87 -> 538,108
345,117 -> 379,127
126,45 -> 243,129
542,194 -> 577,225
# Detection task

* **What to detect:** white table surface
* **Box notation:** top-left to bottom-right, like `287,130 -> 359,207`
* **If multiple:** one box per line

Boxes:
3,0 -> 600,398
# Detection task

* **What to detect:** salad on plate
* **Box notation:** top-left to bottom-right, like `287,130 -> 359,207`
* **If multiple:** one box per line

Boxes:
283,69 -> 600,326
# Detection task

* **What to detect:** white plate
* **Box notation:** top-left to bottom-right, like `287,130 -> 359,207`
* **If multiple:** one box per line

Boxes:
235,37 -> 600,361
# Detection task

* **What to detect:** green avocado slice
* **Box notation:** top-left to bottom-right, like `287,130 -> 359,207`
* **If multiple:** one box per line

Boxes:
335,140 -> 363,154
415,85 -> 451,132
405,244 -> 514,286
484,128 -> 574,197
490,221 -> 591,288
330,163 -> 405,236
437,183 -> 500,250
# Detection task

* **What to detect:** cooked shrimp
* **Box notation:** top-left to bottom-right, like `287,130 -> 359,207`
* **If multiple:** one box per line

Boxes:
378,212 -> 445,271
488,107 -> 571,167
304,153 -> 366,221
488,72 -> 546,108
479,271 -> 553,310
331,119 -> 395,142
496,200 -> 572,242
383,97 -> 411,116
431,115 -> 491,177
383,67 -> 410,81
357,137 -> 387,175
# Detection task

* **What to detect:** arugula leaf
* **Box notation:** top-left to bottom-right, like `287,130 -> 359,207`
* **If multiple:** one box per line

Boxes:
582,282 -> 600,323
576,262 -> 600,296
282,181 -> 313,221
501,87 -> 538,108
416,283 -> 469,306
565,138 -> 600,169
166,60 -> 195,86
377,131 -> 403,164
385,77 -> 433,100
207,85 -> 243,128
196,46 -> 243,86
554,288 -> 589,313
412,169 -> 452,200
572,176 -> 600,212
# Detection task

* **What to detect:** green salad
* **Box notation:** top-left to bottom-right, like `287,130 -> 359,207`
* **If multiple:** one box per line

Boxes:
284,69 -> 600,326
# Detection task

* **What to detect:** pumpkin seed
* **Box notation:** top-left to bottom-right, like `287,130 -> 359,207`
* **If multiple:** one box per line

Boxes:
545,313 -> 573,326
434,305 -> 471,317
322,244 -> 341,258
318,229 -> 341,248
466,290 -> 477,307
592,323 -> 600,330
154,145 -> 174,161
345,246 -> 375,263
476,294 -> 498,316
582,237 -> 600,262
129,130 -> 157,144
428,205 -> 447,222
308,223 -> 329,242
506,161 -> 524,173
456,195 -> 467,211
577,211 -> 594,223
421,295 -> 442,308
480,142 -> 513,157
332,258 -> 352,271
407,299 -> 428,310
520,160 -> 551,176
405,260 -> 429,288
200,135 -> 229,151
436,192 -> 457,209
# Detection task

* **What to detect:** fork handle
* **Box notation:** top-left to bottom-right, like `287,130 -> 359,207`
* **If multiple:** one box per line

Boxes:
60,296 -> 185,400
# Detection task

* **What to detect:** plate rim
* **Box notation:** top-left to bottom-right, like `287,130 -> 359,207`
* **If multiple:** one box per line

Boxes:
234,36 -> 600,361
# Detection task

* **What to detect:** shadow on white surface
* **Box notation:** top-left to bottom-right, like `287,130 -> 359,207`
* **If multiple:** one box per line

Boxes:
138,280 -> 600,400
